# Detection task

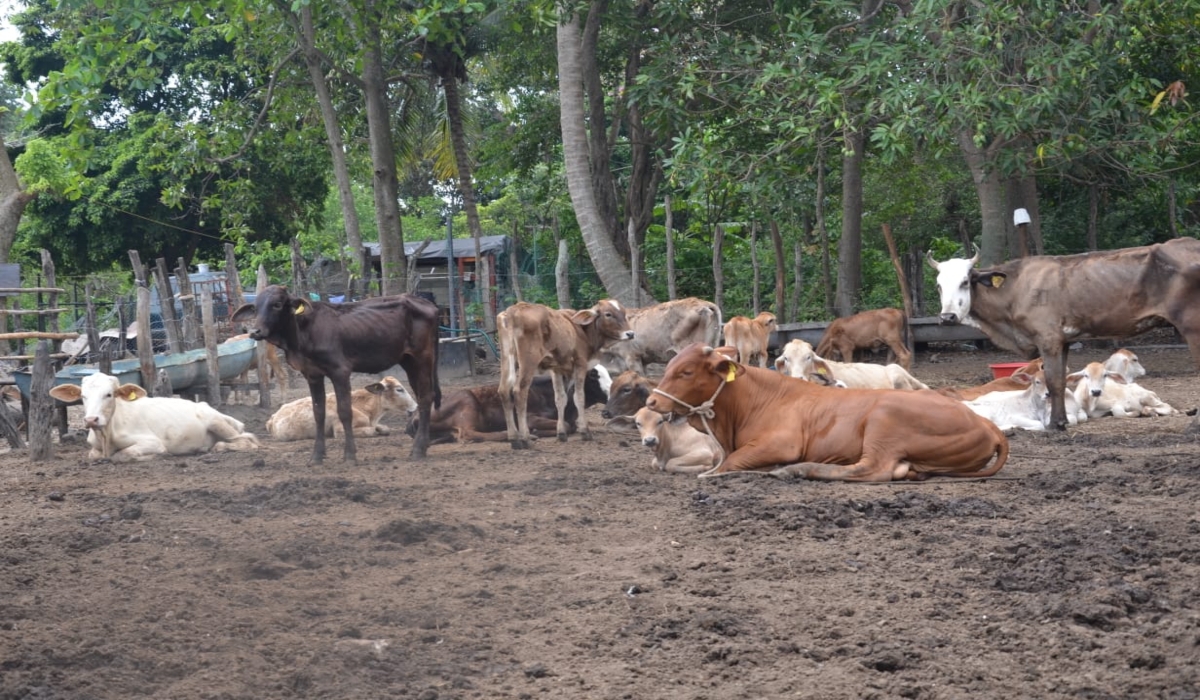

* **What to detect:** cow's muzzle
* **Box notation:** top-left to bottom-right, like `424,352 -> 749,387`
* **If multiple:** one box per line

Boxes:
642,436 -> 658,447
248,329 -> 264,341
938,313 -> 960,325
1091,389 -> 1102,397
601,409 -> 613,419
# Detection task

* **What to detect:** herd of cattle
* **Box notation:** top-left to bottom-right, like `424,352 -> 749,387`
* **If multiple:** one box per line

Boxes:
46,238 -> 1200,481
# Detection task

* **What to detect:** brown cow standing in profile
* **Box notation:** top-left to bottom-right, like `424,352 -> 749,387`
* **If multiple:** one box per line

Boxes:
231,285 -> 441,463
645,344 -> 1008,481
929,238 -> 1200,429
721,312 -> 777,368
816,307 -> 913,370
498,300 -> 633,449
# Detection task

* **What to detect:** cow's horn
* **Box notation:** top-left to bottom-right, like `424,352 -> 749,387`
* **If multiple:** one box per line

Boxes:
925,249 -> 940,271
969,243 -> 980,266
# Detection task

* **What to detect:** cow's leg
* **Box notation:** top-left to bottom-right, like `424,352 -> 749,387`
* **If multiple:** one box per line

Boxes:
1042,344 -> 1069,430
306,376 -> 329,464
111,439 -> 168,463
208,416 -> 262,452
399,356 -> 436,459
888,340 -> 912,370
697,447 -> 782,477
769,459 -> 897,482
572,368 -> 592,441
329,374 -> 358,462
511,370 -> 535,450
549,372 -> 570,441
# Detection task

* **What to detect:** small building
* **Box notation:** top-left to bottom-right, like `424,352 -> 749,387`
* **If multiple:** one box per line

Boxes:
364,235 -> 512,331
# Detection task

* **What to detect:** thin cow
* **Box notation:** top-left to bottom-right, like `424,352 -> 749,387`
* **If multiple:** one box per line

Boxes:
645,344 -> 1008,481
816,307 -> 913,370
231,285 -> 442,463
928,239 -> 1200,429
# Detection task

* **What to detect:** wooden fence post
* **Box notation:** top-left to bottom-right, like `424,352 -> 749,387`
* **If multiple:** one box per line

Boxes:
129,251 -> 157,395
201,288 -> 221,406
29,341 -> 53,461
176,258 -> 200,349
154,257 -> 183,354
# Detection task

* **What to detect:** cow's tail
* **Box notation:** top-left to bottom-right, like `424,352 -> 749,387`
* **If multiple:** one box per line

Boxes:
708,302 -> 724,347
946,428 -> 1009,479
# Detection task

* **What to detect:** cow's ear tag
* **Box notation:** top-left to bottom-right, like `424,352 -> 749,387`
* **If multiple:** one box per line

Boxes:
816,366 -> 829,376
123,390 -> 138,401
991,274 -> 1005,288
295,302 -> 306,315
725,366 -> 737,383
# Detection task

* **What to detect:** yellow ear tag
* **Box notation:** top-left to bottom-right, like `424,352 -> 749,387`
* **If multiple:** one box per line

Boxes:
295,302 -> 306,315
124,390 -> 138,401
816,366 -> 829,376
991,275 -> 1005,288
725,366 -> 737,383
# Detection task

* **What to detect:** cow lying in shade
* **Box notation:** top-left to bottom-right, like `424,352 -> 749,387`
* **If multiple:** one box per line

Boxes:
937,358 -> 1045,401
267,376 -> 418,441
774,339 -> 928,390
628,407 -> 722,474
48,373 -> 261,462
1067,361 -> 1179,418
963,369 -> 1087,431
415,367 -> 610,444
645,344 -> 1008,481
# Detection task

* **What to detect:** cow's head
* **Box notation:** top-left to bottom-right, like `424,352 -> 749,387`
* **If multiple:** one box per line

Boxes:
369,376 -> 419,414
634,406 -> 672,448
49,373 -> 147,432
1103,349 -> 1146,384
573,299 -> 635,346
755,312 -> 778,332
927,246 -> 1007,325
647,344 -> 742,414
231,285 -> 301,344
774,339 -> 818,379
601,370 -> 656,419
1066,362 -> 1126,399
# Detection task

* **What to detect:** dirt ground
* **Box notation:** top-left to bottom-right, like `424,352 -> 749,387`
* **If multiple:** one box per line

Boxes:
2,340 -> 1199,700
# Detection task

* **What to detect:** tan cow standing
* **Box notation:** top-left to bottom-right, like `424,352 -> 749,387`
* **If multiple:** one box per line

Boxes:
646,344 -> 1008,481
816,307 -> 913,370
498,300 -> 633,449
721,312 -> 777,368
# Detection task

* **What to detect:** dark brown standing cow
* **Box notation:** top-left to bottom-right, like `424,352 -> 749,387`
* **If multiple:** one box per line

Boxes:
598,297 -> 722,374
721,312 -> 777,368
497,300 -> 633,449
816,307 -> 912,370
412,367 -> 610,444
231,285 -> 441,463
645,344 -> 1008,481
928,238 -> 1200,429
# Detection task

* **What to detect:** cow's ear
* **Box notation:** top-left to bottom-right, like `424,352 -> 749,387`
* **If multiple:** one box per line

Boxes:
117,384 -> 148,402
1065,371 -> 1084,388
713,358 -> 742,383
1106,372 -> 1129,385
571,309 -> 599,326
1010,371 -> 1034,385
231,304 -> 257,323
290,298 -> 310,316
363,382 -> 385,394
971,270 -> 1008,288
49,384 -> 82,403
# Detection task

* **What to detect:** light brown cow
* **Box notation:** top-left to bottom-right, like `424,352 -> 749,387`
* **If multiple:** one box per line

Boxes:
498,300 -> 633,449
645,344 -> 1008,482
598,297 -> 722,374
225,333 -> 289,403
774,339 -> 928,390
816,307 -> 913,370
630,407 -> 723,474
721,312 -> 777,368
937,358 -> 1045,401
266,376 -> 417,441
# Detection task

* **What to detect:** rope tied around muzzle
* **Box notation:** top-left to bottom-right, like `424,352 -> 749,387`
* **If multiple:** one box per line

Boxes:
650,377 -> 729,444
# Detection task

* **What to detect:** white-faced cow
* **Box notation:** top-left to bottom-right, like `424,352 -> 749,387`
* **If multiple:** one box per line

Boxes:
1066,361 -> 1179,418
48,373 -> 261,462
497,300 -> 633,449
928,239 -> 1200,429
721,312 -> 777,368
598,297 -> 722,374
773,339 -> 928,390
816,307 -> 913,370
645,344 -> 1008,481
231,285 -> 441,463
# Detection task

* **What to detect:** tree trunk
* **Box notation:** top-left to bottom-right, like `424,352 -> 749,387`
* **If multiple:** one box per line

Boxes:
1018,173 -> 1044,254
815,151 -> 833,317
556,11 -> 637,304
770,220 -> 786,317
580,0 -> 622,259
791,239 -> 804,323
835,131 -> 865,316
628,219 -> 641,307
0,133 -> 35,265
750,221 -> 761,315
664,194 -> 677,300
556,239 -> 571,309
442,73 -> 494,331
297,5 -> 362,267
958,129 -> 1007,265
361,16 -> 406,295
713,224 -> 726,311
1087,183 -> 1099,251
1168,181 -> 1179,238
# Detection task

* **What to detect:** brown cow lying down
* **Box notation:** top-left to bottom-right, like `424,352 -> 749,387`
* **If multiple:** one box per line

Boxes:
936,358 -> 1045,401
412,368 -> 610,444
645,344 -> 1009,482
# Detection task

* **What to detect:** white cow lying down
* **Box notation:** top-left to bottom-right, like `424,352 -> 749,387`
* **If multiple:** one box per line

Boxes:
773,339 -> 928,390
266,376 -> 418,441
963,369 -> 1087,431
49,373 -> 262,462
1067,361 -> 1179,418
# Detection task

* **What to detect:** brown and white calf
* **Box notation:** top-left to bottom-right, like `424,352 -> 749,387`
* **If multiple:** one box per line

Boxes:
267,376 -> 418,441
1067,361 -> 1178,418
497,300 -> 633,449
630,407 -> 723,474
721,312 -> 777,368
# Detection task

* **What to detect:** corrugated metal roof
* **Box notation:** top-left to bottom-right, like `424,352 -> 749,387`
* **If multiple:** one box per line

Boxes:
363,235 -> 509,260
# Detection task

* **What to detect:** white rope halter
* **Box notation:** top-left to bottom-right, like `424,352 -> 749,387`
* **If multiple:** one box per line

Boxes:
650,377 -> 728,442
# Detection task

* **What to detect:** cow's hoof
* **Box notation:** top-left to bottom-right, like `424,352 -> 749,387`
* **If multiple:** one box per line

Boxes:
510,440 -> 531,450
580,432 -> 594,442
557,432 -> 568,442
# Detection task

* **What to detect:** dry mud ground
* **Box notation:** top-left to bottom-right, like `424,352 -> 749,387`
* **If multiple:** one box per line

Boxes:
2,343 -> 1200,700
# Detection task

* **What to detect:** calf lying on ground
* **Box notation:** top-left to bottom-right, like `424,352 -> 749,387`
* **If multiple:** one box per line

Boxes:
936,358 -> 1044,401
415,367 -> 610,444
774,339 -> 928,390
628,407 -> 722,474
267,376 -> 418,441
1067,362 -> 1179,418
963,369 -> 1087,431
49,373 -> 261,462
600,370 -> 657,420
